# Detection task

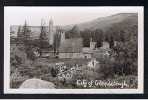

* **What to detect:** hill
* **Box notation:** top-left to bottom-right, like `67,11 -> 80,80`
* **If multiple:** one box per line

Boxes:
62,13 -> 138,32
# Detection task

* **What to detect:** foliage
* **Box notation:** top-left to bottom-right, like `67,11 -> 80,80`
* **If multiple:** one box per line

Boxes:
39,23 -> 48,41
39,20 -> 50,49
80,29 -> 104,47
65,25 -> 81,38
53,31 -> 61,53
80,29 -> 91,47
21,21 -> 31,42
10,68 -> 29,88
51,67 -> 58,77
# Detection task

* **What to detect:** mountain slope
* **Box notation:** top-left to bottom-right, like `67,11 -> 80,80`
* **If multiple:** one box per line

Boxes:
63,13 -> 138,32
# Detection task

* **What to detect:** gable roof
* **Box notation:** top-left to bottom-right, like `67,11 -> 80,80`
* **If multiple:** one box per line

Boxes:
59,38 -> 83,53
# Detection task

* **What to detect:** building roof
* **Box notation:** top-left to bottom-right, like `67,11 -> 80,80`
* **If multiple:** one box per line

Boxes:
82,47 -> 110,54
82,47 -> 93,54
59,38 -> 83,53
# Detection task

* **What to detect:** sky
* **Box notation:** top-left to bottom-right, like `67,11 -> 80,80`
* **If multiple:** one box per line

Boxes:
5,7 -> 141,26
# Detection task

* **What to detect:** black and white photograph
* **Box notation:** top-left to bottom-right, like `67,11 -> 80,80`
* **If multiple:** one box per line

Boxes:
4,7 -> 144,94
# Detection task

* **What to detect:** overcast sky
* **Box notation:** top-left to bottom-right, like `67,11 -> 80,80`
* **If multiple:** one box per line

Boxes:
5,7 -> 141,26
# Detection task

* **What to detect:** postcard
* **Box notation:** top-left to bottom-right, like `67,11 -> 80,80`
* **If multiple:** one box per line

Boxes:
4,6 -> 144,94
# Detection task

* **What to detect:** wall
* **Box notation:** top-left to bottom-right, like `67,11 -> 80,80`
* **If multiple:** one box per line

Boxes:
59,53 -> 83,58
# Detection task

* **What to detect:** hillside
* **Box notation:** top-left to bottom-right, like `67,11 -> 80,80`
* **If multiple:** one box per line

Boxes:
62,13 -> 138,32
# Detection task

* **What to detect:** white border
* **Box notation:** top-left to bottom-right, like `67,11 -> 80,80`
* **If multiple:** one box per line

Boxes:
4,6 -> 144,94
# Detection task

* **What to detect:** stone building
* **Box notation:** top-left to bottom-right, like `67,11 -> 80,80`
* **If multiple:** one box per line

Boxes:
82,40 -> 110,59
59,38 -> 83,58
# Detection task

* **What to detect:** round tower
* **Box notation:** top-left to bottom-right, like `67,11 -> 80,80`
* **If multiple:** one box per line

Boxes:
49,17 -> 54,45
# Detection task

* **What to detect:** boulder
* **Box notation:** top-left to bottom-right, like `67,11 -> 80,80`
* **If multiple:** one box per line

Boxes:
19,78 -> 56,89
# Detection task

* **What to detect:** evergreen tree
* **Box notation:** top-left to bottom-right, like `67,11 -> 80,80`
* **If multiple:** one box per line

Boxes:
67,25 -> 81,38
17,25 -> 22,42
80,29 -> 91,47
17,26 -> 21,38
93,29 -> 104,47
39,19 -> 48,41
39,19 -> 49,49
22,20 -> 31,41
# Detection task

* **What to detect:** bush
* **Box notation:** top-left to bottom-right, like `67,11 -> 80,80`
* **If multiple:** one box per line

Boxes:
10,68 -> 29,88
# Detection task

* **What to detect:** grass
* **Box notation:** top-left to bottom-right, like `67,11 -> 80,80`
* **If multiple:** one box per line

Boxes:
10,57 -> 90,88
10,57 -> 137,89
10,45 -> 138,89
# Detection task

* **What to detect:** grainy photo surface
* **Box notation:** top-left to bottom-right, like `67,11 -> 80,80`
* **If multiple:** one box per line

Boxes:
4,7 -> 144,94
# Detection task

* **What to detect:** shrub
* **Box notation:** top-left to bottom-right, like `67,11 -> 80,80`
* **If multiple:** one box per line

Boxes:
10,68 -> 29,88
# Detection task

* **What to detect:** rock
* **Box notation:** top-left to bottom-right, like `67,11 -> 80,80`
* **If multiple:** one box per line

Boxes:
19,78 -> 56,89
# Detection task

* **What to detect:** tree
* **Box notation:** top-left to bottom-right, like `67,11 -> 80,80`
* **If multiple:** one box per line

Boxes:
113,28 -> 138,76
17,25 -> 22,41
53,31 -> 61,55
101,23 -> 138,76
22,20 -> 31,42
51,67 -> 58,77
20,21 -> 39,61
119,30 -> 126,42
93,29 -> 104,47
66,25 -> 81,38
39,19 -> 48,41
80,29 -> 92,47
39,19 -> 49,49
